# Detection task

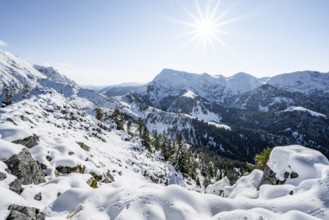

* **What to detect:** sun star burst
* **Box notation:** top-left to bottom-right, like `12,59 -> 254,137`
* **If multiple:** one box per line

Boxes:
177,0 -> 236,55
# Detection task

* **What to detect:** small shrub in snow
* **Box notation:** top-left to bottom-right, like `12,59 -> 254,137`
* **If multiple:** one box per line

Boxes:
76,142 -> 90,151
254,147 -> 272,171
89,178 -> 98,188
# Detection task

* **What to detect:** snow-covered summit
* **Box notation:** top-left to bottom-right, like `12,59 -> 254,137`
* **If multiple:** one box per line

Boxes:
145,69 -> 329,104
34,65 -> 76,85
0,50 -> 45,90
147,68 -> 260,103
268,71 -> 329,94
226,72 -> 262,93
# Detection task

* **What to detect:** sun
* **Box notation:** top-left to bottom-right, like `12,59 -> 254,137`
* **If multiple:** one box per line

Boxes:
176,0 -> 237,54
196,19 -> 216,38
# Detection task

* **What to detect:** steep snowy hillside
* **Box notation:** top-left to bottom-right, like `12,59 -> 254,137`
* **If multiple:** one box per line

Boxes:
0,91 -> 191,218
0,50 -> 119,111
0,50 -> 45,90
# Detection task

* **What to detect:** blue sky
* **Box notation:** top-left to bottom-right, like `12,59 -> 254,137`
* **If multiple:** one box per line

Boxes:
0,0 -> 328,85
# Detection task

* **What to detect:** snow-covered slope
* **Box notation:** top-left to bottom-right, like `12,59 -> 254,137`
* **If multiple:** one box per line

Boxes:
268,71 -> 329,94
0,50 -> 45,90
284,106 -> 326,118
1,97 -> 329,220
0,50 -> 119,111
34,65 -> 76,85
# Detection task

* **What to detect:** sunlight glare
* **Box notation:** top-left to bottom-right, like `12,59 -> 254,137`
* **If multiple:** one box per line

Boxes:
176,0 -> 239,55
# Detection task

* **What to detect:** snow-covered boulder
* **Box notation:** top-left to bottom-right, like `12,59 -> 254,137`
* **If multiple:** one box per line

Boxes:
227,169 -> 263,199
206,176 -> 230,197
263,145 -> 329,186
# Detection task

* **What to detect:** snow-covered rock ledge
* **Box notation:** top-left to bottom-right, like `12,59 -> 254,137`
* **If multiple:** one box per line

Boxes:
205,145 -> 329,219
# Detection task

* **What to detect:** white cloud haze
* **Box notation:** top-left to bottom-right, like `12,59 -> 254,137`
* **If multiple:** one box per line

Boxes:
0,40 -> 8,47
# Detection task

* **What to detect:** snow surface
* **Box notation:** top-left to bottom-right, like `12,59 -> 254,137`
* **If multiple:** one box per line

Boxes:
182,90 -> 197,98
0,50 -> 45,90
268,71 -> 329,94
34,65 -> 76,85
207,121 -> 231,130
284,106 -> 326,117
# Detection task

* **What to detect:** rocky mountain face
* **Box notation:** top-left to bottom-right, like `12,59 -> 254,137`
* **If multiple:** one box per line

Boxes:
120,68 -> 329,161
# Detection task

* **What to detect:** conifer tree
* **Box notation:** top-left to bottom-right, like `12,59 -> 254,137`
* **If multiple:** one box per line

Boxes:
254,147 -> 272,170
3,87 -> 15,105
94,107 -> 104,121
127,120 -> 132,134
141,125 -> 151,152
137,118 -> 144,136
112,109 -> 124,130
152,130 -> 161,151
22,85 -> 30,98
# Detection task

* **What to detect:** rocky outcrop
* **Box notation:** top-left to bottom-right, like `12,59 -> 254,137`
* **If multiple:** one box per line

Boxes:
258,165 -> 285,187
34,192 -> 42,201
9,179 -> 24,194
12,135 -> 39,149
5,148 -> 46,194
258,165 -> 299,189
6,205 -> 45,220
55,166 -> 77,175
0,171 -> 6,180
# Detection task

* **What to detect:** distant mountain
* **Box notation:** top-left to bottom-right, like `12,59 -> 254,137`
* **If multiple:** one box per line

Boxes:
99,82 -> 144,97
140,68 -> 329,106
120,68 -> 329,160
34,65 -> 76,85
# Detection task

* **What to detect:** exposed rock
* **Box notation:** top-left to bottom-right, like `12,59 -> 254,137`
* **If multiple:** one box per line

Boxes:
9,179 -> 23,194
6,204 -> 45,220
290,171 -> 299,179
37,162 -> 47,170
283,172 -> 290,179
76,142 -> 90,151
5,148 -> 46,194
0,171 -> 6,180
55,166 -> 76,175
102,170 -> 114,183
258,165 -> 285,188
258,165 -> 300,189
46,155 -> 52,161
34,192 -> 42,201
12,135 -> 39,149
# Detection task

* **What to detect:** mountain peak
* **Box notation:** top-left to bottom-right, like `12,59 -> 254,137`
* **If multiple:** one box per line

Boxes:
0,50 -> 45,89
34,65 -> 76,85
229,72 -> 257,79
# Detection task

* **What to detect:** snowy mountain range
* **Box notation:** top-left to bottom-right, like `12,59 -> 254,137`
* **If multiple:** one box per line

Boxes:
138,68 -> 329,106
115,68 -> 329,161
1,50 -> 329,219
